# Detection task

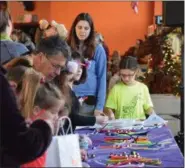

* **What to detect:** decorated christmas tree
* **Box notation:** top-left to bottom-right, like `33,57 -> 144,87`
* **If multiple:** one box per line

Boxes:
142,27 -> 183,96
122,27 -> 183,96
160,31 -> 182,95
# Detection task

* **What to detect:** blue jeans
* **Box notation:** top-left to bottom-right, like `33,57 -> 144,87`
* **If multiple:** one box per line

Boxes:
79,102 -> 95,116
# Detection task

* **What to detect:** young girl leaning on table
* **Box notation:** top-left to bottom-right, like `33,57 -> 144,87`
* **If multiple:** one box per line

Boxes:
6,66 -> 65,167
105,56 -> 155,120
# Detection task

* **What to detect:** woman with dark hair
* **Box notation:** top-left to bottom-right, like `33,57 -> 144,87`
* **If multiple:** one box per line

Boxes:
55,51 -> 108,132
67,13 -> 107,117
0,8 -> 28,64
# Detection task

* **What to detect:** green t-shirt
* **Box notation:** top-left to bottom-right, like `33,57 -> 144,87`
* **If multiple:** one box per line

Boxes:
105,81 -> 153,120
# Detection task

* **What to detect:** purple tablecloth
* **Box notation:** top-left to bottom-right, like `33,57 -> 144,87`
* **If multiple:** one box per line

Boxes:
76,126 -> 184,167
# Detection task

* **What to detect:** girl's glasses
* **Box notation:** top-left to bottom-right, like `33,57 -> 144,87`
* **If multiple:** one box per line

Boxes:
120,72 -> 136,78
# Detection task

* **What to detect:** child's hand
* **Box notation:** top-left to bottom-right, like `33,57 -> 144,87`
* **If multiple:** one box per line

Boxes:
104,108 -> 115,120
109,113 -> 115,120
95,115 -> 108,125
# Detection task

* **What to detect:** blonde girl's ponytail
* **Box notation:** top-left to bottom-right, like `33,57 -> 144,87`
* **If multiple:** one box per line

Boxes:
20,68 -> 42,118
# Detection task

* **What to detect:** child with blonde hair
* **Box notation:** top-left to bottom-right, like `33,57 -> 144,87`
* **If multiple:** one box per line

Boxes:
55,51 -> 108,132
6,66 -> 65,167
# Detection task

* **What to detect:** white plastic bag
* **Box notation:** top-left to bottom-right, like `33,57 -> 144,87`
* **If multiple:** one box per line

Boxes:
143,113 -> 168,127
46,116 -> 82,167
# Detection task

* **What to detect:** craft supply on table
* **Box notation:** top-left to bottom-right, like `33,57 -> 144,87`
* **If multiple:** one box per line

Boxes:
143,113 -> 168,128
97,135 -> 157,150
93,136 -> 174,151
106,151 -> 162,167
79,134 -> 92,150
76,118 -> 167,132
76,126 -> 184,168
100,129 -> 148,136
81,149 -> 88,161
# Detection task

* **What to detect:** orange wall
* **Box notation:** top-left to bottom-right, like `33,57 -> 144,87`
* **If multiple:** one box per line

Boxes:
154,1 -> 162,16
8,1 -> 51,22
8,1 -> 156,55
50,2 -> 154,54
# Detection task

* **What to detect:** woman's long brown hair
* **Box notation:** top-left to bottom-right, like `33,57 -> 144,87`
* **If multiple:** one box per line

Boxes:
54,71 -> 72,116
67,13 -> 96,60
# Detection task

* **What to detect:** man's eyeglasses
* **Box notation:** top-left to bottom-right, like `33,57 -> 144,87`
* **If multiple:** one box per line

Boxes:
45,55 -> 66,71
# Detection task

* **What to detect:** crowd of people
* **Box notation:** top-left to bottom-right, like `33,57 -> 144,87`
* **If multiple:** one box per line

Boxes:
0,6 -> 156,168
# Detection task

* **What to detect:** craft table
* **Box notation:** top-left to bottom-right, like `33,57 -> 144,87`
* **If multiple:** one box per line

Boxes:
76,126 -> 184,167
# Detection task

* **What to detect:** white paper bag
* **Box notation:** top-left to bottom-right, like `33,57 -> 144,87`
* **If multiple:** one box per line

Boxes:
46,116 -> 82,167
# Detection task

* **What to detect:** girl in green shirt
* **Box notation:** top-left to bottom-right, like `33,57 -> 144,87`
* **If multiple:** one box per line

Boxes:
105,56 -> 154,120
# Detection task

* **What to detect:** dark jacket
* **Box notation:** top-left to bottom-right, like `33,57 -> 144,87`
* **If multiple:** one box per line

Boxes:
61,88 -> 96,134
70,88 -> 96,130
0,66 -> 52,167
0,40 -> 29,64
